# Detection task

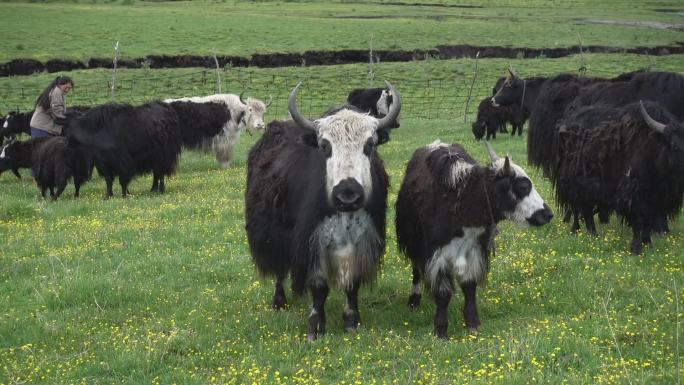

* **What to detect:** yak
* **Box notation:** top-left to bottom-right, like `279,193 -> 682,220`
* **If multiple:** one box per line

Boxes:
554,101 -> 684,254
164,93 -> 271,168
0,137 -> 51,178
32,136 -> 94,200
246,81 -> 400,340
61,102 -> 183,197
346,87 -> 400,145
396,141 -> 553,339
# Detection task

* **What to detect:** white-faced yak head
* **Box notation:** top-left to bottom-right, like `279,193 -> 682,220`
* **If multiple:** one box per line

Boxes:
288,81 -> 401,212
485,142 -> 554,226
238,92 -> 272,135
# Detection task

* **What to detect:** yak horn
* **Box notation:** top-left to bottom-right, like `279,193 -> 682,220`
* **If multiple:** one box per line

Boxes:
265,95 -> 273,108
376,81 -> 402,131
485,141 -> 500,162
503,156 -> 512,176
239,91 -> 247,105
508,64 -> 517,78
640,101 -> 666,134
288,82 -> 317,132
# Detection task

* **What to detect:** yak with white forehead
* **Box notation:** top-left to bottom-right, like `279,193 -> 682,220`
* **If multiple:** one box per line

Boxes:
396,141 -> 553,339
245,81 -> 401,341
163,93 -> 271,168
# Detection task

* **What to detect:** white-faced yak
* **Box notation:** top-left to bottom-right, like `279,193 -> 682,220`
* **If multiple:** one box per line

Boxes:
245,82 -> 401,341
395,141 -> 553,339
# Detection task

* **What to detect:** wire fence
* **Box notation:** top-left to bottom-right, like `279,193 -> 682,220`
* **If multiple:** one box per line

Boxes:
0,57 -> 659,123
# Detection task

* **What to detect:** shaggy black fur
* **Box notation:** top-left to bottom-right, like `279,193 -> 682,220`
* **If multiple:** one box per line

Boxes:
62,102 -> 182,197
346,87 -> 399,144
32,137 -> 94,200
165,101 -> 231,148
555,101 -> 684,254
245,115 -> 389,339
395,143 -> 552,339
0,137 -> 51,178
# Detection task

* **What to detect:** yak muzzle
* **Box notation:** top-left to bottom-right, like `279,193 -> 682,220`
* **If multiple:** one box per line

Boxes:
332,178 -> 365,212
527,203 -> 554,226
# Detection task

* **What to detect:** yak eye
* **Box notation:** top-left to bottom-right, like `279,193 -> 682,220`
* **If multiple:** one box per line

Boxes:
363,138 -> 376,156
319,139 -> 332,158
513,177 -> 532,197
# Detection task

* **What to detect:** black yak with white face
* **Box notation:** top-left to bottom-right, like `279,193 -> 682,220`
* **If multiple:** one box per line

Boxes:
164,93 -> 271,168
554,101 -> 684,254
32,137 -> 94,200
1,110 -> 32,144
245,82 -> 400,340
61,102 -> 183,197
471,98 -> 527,140
346,87 -> 400,145
395,141 -> 553,339
0,137 -> 50,178
163,101 -> 231,148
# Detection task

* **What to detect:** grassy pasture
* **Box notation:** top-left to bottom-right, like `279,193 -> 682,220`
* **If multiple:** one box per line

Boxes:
1,0 -> 683,63
1,0 -> 684,383
0,55 -> 683,383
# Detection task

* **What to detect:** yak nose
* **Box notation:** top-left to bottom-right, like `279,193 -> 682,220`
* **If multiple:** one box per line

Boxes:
527,203 -> 554,226
332,178 -> 365,212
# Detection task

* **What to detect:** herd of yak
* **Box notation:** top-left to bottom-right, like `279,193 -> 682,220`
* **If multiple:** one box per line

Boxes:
0,69 -> 683,339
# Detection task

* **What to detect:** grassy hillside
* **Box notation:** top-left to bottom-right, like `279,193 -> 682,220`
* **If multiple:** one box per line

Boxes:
0,1 -> 683,62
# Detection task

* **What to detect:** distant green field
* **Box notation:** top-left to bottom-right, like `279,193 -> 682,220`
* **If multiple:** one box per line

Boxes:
1,1 -> 684,384
0,0 -> 683,62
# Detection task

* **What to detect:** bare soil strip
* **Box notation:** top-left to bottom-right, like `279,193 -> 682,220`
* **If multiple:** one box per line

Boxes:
2,43 -> 683,77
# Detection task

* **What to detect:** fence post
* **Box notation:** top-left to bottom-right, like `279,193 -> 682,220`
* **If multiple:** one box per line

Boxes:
111,41 -> 119,102
368,34 -> 374,87
463,51 -> 480,123
213,53 -> 222,94
577,33 -> 587,75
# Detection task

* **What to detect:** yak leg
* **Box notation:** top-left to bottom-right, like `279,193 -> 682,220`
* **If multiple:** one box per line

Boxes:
52,180 -> 68,201
40,185 -> 48,199
653,215 -> 669,235
433,289 -> 452,340
570,209 -> 581,234
598,207 -> 611,224
103,174 -> 114,198
408,266 -> 422,310
461,282 -> 480,332
562,208 -> 572,223
582,206 -> 597,235
307,283 -> 329,341
628,217 -> 644,255
343,284 -> 361,332
119,176 -> 132,197
433,271 -> 453,339
151,170 -> 165,193
272,272 -> 287,310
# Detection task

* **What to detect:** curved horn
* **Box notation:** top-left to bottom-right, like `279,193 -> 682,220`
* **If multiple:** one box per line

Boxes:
376,81 -> 402,131
639,101 -> 666,134
503,156 -> 512,176
238,91 -> 247,105
485,141 -> 500,162
508,64 -> 517,78
265,95 -> 273,108
288,82 -> 317,131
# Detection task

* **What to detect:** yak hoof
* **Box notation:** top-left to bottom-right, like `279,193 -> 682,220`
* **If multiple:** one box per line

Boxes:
408,294 -> 421,310
343,310 -> 360,332
630,241 -> 643,255
272,293 -> 287,311
434,326 -> 448,340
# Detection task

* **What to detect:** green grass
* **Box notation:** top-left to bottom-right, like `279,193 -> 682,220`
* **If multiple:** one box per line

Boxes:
0,115 -> 682,384
0,0 -> 683,63
1,1 -> 683,383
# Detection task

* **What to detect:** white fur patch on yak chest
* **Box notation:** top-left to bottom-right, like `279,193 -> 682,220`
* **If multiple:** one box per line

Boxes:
311,210 -> 381,291
426,227 -> 487,290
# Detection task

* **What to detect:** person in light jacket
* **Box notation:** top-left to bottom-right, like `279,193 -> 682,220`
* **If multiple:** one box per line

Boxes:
29,76 -> 74,178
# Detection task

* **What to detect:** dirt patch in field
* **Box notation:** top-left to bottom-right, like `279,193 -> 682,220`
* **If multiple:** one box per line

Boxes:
2,43 -> 683,77
576,18 -> 684,32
